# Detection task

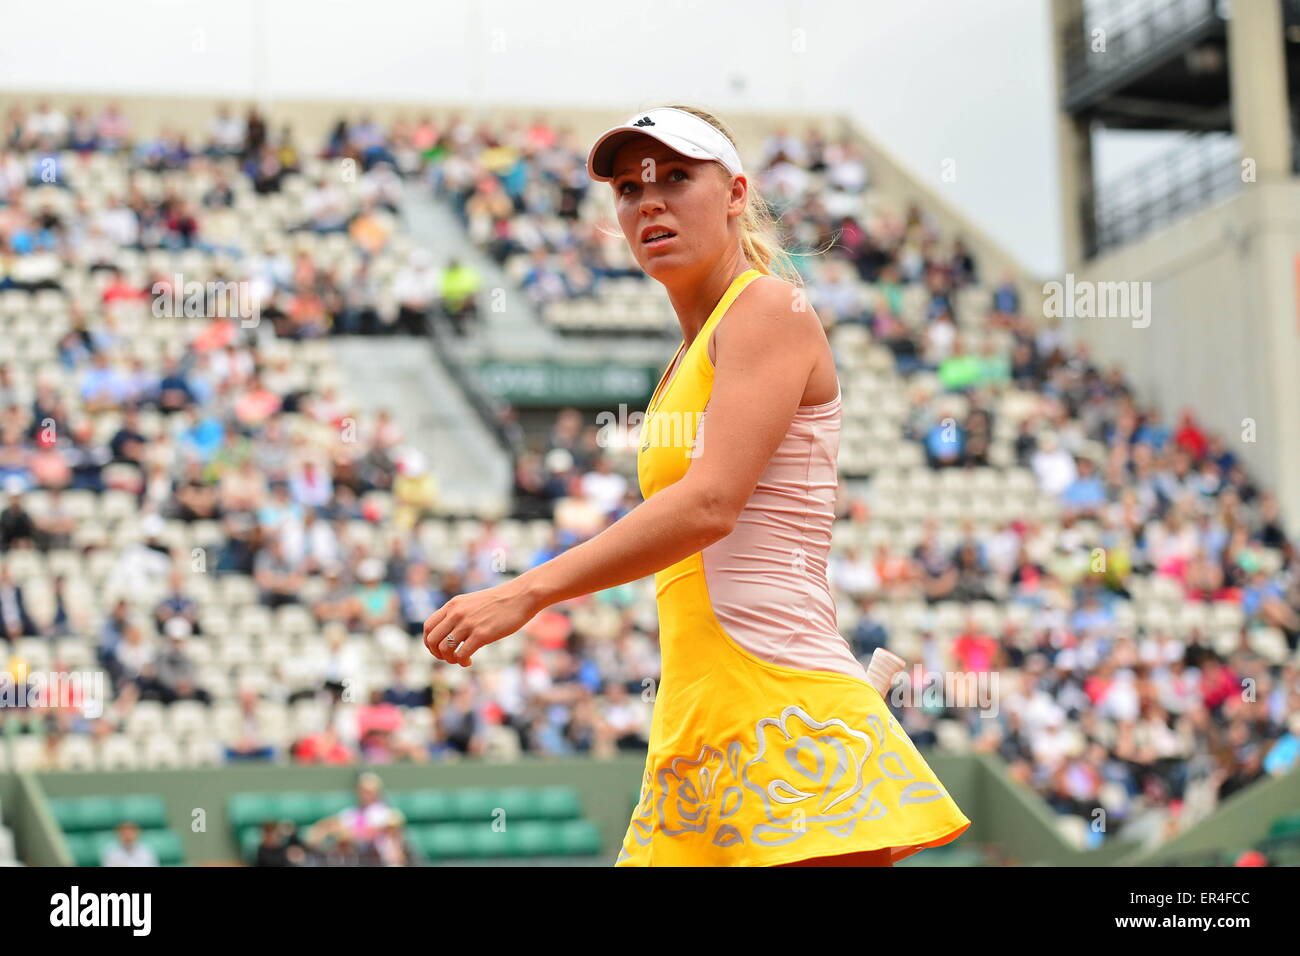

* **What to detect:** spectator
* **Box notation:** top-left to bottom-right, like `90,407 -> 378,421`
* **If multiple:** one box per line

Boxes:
398,563 -> 444,637
329,772 -> 391,849
579,454 -> 627,519
596,680 -> 650,753
255,537 -> 304,609
354,558 -> 399,629
224,687 -> 275,761
292,726 -> 356,765
850,594 -> 889,663
392,250 -> 439,335
0,491 -> 37,549
253,821 -> 308,867
831,546 -> 879,600
392,450 -> 437,531
0,564 -> 36,638
436,257 -> 481,336
153,620 -> 211,704
154,568 -> 201,636
373,809 -> 421,866
100,822 -> 158,867
1031,432 -> 1077,497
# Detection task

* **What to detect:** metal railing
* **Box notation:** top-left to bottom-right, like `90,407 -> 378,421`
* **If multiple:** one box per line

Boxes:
1063,0 -> 1226,100
1082,132 -> 1242,256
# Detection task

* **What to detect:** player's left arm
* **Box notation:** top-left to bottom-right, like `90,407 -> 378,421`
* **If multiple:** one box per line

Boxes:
676,276 -> 825,523
424,277 -> 825,665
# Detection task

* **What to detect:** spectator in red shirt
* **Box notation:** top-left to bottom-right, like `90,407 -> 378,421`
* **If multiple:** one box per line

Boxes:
292,725 -> 355,764
951,616 -> 998,673
1173,409 -> 1209,461
101,268 -> 146,303
1199,656 -> 1239,711
357,688 -> 403,742
234,374 -> 282,426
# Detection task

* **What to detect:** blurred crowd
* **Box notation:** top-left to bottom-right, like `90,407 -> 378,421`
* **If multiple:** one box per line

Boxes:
1,100 -> 483,337
2,102 -> 1299,853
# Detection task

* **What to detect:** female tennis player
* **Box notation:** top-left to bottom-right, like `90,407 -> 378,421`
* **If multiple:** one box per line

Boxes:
425,105 -> 971,866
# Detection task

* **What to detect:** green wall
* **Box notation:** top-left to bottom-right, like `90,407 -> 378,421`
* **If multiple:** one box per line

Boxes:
12,750 -> 1289,866
30,756 -> 651,865
4,751 -> 1083,866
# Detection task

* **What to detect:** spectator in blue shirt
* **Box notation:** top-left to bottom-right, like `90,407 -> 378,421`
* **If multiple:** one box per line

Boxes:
1133,419 -> 1170,451
398,562 -> 445,636
1061,457 -> 1107,517
992,274 -> 1019,315
1264,715 -> 1300,776
108,405 -> 148,465
79,352 -> 129,412
156,356 -> 196,413
850,594 -> 889,663
180,410 -> 225,462
1070,591 -> 1115,636
924,419 -> 964,469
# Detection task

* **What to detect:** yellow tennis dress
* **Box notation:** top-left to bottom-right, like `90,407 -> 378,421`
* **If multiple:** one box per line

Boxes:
615,268 -> 971,866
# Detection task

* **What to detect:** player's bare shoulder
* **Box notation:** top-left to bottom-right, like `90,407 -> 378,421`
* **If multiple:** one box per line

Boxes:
714,272 -> 825,361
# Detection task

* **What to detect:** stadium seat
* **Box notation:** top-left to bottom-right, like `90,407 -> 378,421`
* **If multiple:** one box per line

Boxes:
1267,812 -> 1300,839
49,794 -> 166,833
140,734 -> 185,769
97,735 -> 141,770
390,789 -> 457,825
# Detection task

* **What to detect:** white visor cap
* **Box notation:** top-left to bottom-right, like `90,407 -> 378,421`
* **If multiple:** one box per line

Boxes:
586,107 -> 744,183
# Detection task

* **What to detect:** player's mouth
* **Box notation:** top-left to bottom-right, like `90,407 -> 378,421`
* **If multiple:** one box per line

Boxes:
641,227 -> 678,248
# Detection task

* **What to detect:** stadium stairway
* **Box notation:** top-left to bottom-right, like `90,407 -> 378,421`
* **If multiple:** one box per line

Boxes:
329,336 -> 512,517
399,179 -> 678,369
324,180 -> 524,518
364,180 -> 673,516
399,179 -> 552,357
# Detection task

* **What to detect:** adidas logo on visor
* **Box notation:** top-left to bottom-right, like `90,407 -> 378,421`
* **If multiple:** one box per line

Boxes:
633,116 -> 655,127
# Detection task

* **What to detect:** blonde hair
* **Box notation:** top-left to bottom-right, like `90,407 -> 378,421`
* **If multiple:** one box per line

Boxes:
599,103 -> 820,287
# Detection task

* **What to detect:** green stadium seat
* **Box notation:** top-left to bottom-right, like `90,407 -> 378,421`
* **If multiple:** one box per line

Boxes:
315,791 -> 353,819
51,796 -> 117,833
229,793 -> 278,830
83,833 -> 117,867
138,829 -> 185,865
451,787 -> 499,823
466,823 -> 514,858
1267,812 -> 1300,839
513,820 -> 562,857
50,794 -> 168,833
494,786 -> 540,821
392,789 -> 456,824
422,823 -> 473,860
534,786 -> 582,821
117,795 -> 167,830
556,819 -> 601,856
275,792 -> 320,826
